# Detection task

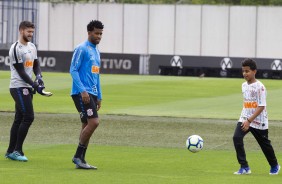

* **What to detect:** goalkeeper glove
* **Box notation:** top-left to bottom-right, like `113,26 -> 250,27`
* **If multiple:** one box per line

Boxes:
32,82 -> 53,97
35,74 -> 44,86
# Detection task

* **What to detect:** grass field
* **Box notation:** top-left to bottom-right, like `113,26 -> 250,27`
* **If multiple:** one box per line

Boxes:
1,71 -> 282,184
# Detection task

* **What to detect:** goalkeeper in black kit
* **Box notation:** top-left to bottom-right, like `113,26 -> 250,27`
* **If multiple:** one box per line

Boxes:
5,21 -> 52,162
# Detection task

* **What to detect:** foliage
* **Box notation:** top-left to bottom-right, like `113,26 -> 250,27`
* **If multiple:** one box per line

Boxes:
39,0 -> 282,5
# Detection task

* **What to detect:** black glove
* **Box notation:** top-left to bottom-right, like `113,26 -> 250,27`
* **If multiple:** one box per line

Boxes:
32,81 -> 45,94
32,81 -> 52,97
36,85 -> 46,95
35,74 -> 44,86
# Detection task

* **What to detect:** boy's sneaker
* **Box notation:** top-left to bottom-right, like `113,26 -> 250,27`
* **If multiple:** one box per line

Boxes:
75,163 -> 97,170
72,157 -> 91,169
9,151 -> 28,162
270,165 -> 280,175
234,167 -> 251,175
88,164 -> 98,170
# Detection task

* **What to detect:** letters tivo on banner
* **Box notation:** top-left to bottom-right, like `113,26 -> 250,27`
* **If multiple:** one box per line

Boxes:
0,50 -> 140,74
100,53 -> 139,74
153,55 -> 282,79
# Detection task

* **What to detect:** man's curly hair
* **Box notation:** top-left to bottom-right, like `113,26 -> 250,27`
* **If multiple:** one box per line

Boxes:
87,20 -> 104,32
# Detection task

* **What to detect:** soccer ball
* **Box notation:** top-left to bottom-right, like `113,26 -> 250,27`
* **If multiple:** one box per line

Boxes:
186,135 -> 204,153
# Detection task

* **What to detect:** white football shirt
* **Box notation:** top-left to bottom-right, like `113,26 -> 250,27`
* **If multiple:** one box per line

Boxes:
9,41 -> 37,88
239,80 -> 268,130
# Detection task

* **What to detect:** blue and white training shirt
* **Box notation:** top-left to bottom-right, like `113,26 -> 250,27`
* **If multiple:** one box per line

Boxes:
70,40 -> 102,100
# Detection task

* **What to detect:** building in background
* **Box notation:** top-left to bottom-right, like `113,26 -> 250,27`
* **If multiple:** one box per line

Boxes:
0,0 -> 38,49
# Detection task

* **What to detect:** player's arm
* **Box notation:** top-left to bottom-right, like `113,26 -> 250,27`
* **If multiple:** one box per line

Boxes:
96,74 -> 102,111
13,62 -> 46,95
241,106 -> 265,132
70,48 -> 89,103
13,62 -> 34,86
33,59 -> 44,85
32,59 -> 52,96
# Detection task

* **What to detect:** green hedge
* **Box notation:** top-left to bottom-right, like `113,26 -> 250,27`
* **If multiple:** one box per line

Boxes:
41,0 -> 282,5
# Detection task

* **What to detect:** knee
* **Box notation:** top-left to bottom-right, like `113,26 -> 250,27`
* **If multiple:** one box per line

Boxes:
88,118 -> 99,128
23,113 -> 34,125
233,135 -> 243,144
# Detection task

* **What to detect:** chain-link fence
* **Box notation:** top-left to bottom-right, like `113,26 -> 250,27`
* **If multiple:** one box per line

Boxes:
0,0 -> 38,49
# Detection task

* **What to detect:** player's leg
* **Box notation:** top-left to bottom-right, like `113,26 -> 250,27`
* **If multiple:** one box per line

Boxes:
250,128 -> 280,175
72,94 -> 99,169
233,122 -> 251,174
6,89 -> 24,159
9,88 -> 34,161
75,117 -> 98,169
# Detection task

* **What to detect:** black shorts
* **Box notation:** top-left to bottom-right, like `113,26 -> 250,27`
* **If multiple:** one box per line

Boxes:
72,93 -> 98,123
10,87 -> 34,115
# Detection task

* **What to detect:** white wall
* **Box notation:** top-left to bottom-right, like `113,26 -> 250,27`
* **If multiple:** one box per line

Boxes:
73,3 -> 98,49
98,4 -> 123,53
229,6 -> 257,58
201,5 -> 229,56
123,4 -> 149,54
38,2 -> 49,50
256,7 -> 282,58
148,5 -> 175,55
37,3 -> 282,58
175,5 -> 202,56
49,3 -> 73,51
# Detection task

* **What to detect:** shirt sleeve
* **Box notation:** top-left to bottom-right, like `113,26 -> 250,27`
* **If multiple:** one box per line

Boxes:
10,42 -> 23,64
97,74 -> 102,100
70,47 -> 86,93
257,83 -> 266,106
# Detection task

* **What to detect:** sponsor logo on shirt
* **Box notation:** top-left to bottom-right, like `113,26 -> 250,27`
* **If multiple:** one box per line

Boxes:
244,101 -> 258,108
24,60 -> 33,67
92,66 -> 100,74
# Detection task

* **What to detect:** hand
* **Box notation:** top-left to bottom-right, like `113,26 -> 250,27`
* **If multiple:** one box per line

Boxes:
241,120 -> 250,132
35,75 -> 44,86
32,82 -> 48,96
32,80 -> 39,94
81,91 -> 90,104
36,85 -> 46,95
96,99 -> 101,111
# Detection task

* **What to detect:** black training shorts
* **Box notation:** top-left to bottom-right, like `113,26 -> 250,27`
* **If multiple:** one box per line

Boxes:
10,87 -> 34,116
72,93 -> 98,123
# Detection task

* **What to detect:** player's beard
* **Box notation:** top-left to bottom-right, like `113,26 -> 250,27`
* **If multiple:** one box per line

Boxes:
23,35 -> 32,42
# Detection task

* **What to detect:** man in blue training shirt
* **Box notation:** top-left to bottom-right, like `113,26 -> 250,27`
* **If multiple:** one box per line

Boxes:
70,20 -> 104,169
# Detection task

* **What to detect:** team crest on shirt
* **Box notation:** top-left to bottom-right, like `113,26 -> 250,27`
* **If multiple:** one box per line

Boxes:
23,88 -> 29,95
87,109 -> 93,116
250,90 -> 256,98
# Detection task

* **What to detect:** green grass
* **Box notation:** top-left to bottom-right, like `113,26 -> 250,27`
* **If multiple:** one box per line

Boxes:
1,113 -> 282,184
1,145 -> 282,184
1,71 -> 282,119
1,71 -> 282,184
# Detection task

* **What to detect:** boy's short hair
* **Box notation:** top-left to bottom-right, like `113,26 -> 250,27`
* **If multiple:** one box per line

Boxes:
87,20 -> 104,32
19,21 -> 35,30
242,58 -> 257,70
